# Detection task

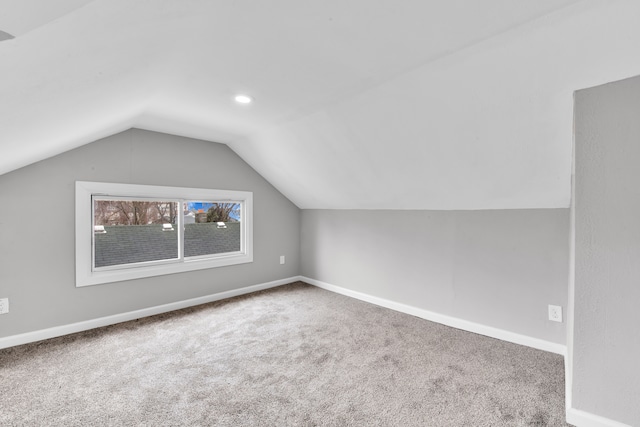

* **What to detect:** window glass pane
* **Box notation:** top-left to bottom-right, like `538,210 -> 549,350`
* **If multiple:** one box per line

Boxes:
184,201 -> 242,257
93,199 -> 179,268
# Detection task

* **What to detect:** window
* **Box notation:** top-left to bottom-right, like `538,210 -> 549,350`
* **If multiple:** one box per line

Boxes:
93,198 -> 180,268
76,182 -> 253,287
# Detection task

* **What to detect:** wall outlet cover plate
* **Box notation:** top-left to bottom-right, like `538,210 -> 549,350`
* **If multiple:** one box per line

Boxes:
548,305 -> 562,322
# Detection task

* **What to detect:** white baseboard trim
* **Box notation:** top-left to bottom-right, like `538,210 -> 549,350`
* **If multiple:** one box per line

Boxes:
0,276 -> 298,350
301,276 -> 567,356
6,275 -> 625,426
567,408 -> 632,427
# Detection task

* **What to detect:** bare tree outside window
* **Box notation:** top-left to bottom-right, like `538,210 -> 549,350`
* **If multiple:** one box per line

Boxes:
94,200 -> 177,226
206,203 -> 240,222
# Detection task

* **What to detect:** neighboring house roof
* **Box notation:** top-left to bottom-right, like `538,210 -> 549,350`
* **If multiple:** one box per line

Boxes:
184,223 -> 241,258
94,223 -> 241,268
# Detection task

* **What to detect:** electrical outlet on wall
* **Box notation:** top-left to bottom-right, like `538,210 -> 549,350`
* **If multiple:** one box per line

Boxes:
548,305 -> 562,322
280,255 -> 285,265
0,298 -> 9,315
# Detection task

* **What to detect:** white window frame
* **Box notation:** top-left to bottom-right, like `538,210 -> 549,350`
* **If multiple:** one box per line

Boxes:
76,181 -> 253,287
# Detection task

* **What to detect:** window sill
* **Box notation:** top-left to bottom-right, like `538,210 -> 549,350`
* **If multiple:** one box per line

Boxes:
78,252 -> 253,287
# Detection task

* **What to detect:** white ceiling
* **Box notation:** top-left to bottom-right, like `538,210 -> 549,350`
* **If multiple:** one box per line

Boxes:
1,0 -> 640,209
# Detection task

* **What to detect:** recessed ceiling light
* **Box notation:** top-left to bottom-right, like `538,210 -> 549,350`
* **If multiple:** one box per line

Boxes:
234,94 -> 253,104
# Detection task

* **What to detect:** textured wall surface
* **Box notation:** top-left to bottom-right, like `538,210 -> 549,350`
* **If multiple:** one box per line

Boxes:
301,209 -> 569,344
574,76 -> 640,425
0,129 -> 300,338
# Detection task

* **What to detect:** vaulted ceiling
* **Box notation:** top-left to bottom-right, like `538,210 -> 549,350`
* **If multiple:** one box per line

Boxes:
1,0 -> 639,209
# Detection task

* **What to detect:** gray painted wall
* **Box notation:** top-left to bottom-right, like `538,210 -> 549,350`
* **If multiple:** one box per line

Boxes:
0,129 -> 300,338
301,209 -> 569,344
574,76 -> 640,425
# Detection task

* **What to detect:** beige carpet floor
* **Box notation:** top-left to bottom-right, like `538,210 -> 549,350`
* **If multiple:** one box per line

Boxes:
0,282 -> 570,426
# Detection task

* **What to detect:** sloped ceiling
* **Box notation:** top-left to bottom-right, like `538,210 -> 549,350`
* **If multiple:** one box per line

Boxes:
1,0 -> 640,209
